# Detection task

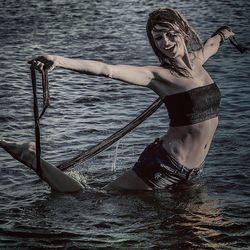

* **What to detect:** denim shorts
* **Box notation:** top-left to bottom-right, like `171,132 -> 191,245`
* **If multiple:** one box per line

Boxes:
132,138 -> 203,189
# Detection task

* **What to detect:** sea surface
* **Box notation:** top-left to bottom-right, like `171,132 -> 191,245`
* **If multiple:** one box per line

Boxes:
0,0 -> 250,249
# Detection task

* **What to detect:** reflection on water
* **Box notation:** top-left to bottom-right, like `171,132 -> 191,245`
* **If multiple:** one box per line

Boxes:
1,181 -> 233,249
134,183 -> 231,249
1,0 -> 250,248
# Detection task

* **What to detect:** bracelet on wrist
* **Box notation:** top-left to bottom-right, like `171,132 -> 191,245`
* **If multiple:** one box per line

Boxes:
217,31 -> 226,45
211,26 -> 230,45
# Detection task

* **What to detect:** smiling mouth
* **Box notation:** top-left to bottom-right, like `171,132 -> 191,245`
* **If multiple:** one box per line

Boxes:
165,45 -> 175,52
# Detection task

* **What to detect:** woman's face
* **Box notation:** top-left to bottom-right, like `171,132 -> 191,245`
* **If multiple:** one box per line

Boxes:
151,23 -> 186,59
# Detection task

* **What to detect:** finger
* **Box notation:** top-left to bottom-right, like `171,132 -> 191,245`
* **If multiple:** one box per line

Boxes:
28,59 -> 37,64
28,56 -> 44,64
34,62 -> 44,72
48,63 -> 56,72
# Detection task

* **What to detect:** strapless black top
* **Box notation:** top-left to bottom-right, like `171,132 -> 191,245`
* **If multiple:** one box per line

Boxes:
163,83 -> 221,127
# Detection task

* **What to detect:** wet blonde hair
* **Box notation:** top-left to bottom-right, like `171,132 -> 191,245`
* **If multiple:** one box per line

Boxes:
146,8 -> 203,77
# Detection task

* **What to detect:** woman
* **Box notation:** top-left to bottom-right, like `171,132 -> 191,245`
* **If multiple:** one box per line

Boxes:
0,8 -> 234,192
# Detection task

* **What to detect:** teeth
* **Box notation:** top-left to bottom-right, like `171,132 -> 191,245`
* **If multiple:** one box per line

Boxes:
165,45 -> 175,51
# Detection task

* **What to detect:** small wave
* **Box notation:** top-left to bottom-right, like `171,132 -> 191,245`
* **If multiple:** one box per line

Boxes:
0,116 -> 15,122
1,228 -> 79,239
73,97 -> 101,104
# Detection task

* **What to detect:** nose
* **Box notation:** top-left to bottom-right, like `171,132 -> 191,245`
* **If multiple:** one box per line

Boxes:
163,34 -> 170,43
163,34 -> 174,48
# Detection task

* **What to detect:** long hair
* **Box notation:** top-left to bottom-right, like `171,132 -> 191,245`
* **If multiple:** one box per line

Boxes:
146,8 -> 203,77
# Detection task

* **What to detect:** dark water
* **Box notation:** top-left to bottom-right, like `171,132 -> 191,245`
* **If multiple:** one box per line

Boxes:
1,0 -> 250,249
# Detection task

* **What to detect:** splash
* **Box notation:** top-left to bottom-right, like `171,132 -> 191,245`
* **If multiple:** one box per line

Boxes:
67,170 -> 88,187
111,140 -> 120,173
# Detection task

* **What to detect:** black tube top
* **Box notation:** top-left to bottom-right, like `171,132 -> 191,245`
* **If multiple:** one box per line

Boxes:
163,83 -> 221,127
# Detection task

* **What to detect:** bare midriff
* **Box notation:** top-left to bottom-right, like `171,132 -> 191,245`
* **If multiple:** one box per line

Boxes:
161,116 -> 219,169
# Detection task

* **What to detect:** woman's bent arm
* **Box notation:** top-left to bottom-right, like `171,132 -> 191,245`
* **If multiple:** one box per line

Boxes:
195,28 -> 235,64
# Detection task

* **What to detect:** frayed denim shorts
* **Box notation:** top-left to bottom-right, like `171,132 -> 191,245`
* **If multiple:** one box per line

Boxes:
132,138 -> 203,189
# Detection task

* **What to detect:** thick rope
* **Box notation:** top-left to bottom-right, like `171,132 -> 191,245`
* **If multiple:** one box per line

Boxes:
228,36 -> 248,54
30,65 -> 50,177
30,65 -> 42,177
39,68 -> 50,119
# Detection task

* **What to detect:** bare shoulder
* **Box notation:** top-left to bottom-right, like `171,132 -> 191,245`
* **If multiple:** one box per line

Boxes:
144,65 -> 175,86
144,65 -> 177,98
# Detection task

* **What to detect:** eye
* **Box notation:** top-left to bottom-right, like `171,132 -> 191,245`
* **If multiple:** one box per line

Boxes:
165,31 -> 179,38
154,36 -> 162,41
167,32 -> 177,37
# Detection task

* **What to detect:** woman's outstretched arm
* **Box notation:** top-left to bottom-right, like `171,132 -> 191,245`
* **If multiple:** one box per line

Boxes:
30,55 -> 159,87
